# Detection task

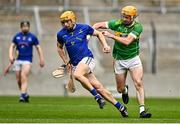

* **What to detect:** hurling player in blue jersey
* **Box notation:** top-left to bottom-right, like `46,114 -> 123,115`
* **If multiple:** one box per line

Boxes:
9,21 -> 45,102
56,11 -> 128,117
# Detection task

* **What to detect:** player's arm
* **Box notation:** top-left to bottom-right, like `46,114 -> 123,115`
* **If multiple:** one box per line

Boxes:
102,31 -> 135,46
92,29 -> 111,53
9,43 -> 16,63
57,42 -> 69,65
92,21 -> 108,29
35,45 -> 45,67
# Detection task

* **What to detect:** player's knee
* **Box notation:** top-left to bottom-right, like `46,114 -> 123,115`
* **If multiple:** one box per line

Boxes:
73,73 -> 82,80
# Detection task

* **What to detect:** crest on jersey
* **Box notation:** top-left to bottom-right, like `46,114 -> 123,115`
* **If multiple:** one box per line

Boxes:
28,37 -> 32,41
115,31 -> 128,37
16,36 -> 21,40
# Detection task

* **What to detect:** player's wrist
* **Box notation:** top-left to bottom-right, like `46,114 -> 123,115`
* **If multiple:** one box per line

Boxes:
64,61 -> 70,66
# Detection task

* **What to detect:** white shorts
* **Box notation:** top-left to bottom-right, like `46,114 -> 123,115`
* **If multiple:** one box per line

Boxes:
114,56 -> 142,74
13,60 -> 31,71
73,57 -> 96,73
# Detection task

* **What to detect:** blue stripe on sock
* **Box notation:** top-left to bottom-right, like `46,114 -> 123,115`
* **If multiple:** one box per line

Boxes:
95,94 -> 101,101
90,88 -> 102,100
21,93 -> 27,98
90,88 -> 98,96
114,102 -> 122,110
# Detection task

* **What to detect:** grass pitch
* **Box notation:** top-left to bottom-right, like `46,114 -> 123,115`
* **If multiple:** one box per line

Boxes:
0,96 -> 179,123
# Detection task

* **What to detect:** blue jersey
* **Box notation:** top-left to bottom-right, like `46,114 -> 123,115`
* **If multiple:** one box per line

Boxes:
12,32 -> 39,62
57,24 -> 94,66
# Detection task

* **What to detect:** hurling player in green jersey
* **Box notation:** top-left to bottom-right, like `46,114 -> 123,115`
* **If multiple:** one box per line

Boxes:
93,6 -> 151,118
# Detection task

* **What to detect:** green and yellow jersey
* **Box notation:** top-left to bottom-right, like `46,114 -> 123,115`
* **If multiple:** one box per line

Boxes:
108,19 -> 143,60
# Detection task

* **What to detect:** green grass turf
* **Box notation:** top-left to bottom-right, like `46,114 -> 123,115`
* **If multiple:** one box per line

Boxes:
0,96 -> 179,123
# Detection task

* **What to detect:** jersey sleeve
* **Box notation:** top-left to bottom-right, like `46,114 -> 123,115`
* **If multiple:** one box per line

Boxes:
86,25 -> 94,35
108,20 -> 117,30
57,33 -> 64,45
33,35 -> 39,46
129,23 -> 143,39
12,35 -> 17,44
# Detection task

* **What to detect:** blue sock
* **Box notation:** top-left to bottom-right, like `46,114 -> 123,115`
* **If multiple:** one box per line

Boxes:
90,88 -> 98,96
90,88 -> 102,100
25,93 -> 29,97
114,102 -> 122,110
21,93 -> 27,98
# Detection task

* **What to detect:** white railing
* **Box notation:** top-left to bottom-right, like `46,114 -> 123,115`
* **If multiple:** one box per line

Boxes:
33,6 -> 43,37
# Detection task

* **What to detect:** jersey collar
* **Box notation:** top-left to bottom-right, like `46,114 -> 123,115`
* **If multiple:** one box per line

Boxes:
126,21 -> 135,27
73,24 -> 77,30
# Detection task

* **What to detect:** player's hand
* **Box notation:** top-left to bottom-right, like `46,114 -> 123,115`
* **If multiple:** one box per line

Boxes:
66,63 -> 72,73
103,45 -> 111,53
102,31 -> 114,38
39,59 -> 45,68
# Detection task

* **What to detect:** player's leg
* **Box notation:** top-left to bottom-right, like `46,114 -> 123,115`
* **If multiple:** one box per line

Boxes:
86,73 -> 128,117
73,58 -> 104,108
129,67 -> 144,107
114,60 -> 129,104
15,70 -> 21,90
129,56 -> 151,118
19,63 -> 31,102
86,73 -> 116,104
13,60 -> 22,89
13,60 -> 24,101
74,62 -> 94,90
